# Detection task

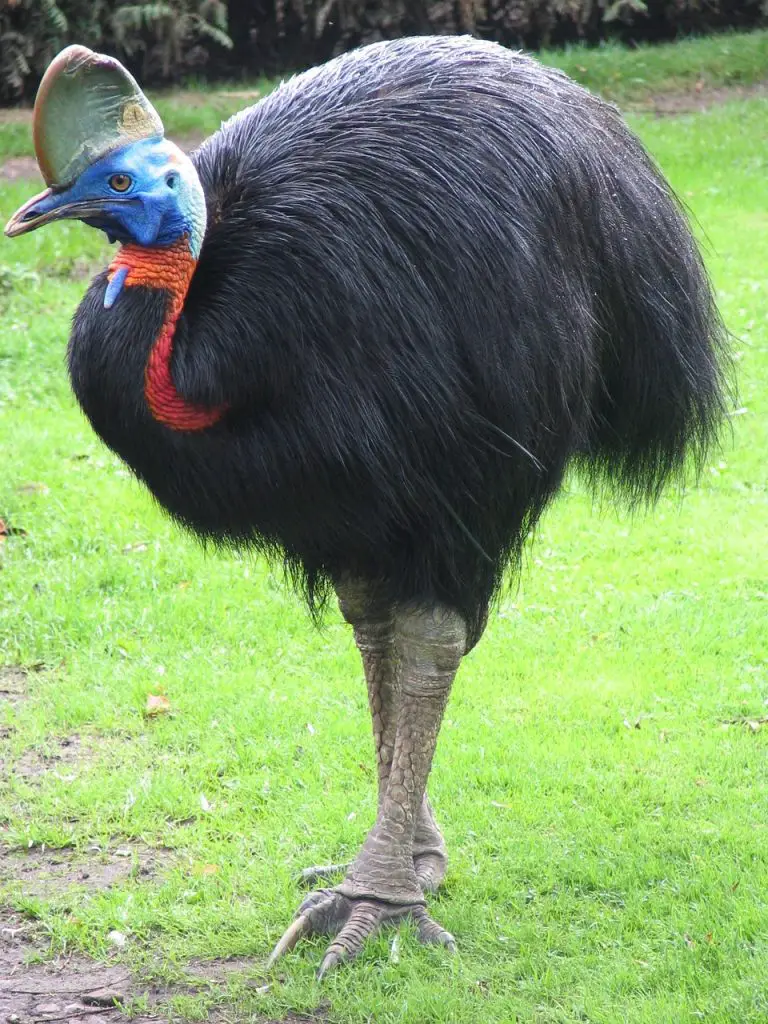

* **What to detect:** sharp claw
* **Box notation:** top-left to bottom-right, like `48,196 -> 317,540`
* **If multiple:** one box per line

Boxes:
412,907 -> 456,951
266,914 -> 310,968
317,903 -> 381,978
317,949 -> 342,980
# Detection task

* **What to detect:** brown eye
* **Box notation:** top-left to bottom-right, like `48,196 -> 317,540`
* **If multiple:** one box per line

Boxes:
108,173 -> 132,193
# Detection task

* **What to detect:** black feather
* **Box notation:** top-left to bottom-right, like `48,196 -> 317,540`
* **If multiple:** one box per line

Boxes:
68,36 -> 728,641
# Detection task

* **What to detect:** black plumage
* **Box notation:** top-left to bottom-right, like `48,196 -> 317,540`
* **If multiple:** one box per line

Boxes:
68,36 -> 726,644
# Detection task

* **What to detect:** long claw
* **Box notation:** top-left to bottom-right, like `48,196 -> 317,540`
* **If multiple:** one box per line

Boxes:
266,914 -> 310,968
316,949 -> 342,981
317,902 -> 383,979
412,906 -> 456,951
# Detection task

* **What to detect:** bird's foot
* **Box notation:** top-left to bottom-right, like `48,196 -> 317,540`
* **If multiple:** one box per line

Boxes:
267,887 -> 454,978
299,845 -> 446,893
300,796 -> 448,893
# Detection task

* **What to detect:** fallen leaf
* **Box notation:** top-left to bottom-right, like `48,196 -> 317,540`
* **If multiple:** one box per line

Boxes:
108,929 -> 127,948
16,482 -> 49,495
144,693 -> 172,717
200,793 -> 212,812
0,518 -> 27,543
306,722 -> 316,735
193,862 -> 220,876
705,932 -> 714,944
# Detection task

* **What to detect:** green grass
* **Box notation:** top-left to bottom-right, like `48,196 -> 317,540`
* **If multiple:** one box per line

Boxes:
1,36 -> 768,1024
542,28 -> 768,104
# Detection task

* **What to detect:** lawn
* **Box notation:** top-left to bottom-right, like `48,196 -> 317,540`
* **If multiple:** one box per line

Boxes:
1,33 -> 767,1024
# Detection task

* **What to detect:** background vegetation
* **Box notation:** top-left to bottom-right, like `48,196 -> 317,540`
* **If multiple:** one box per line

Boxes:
0,0 -> 766,99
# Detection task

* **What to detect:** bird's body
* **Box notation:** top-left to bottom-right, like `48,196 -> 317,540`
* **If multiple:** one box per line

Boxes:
66,35 -> 723,641
9,35 -> 726,974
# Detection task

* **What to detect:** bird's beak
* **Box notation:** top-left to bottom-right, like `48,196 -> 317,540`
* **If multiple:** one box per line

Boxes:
5,186 -> 108,237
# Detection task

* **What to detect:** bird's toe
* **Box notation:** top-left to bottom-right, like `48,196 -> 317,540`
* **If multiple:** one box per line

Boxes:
267,888 -> 454,976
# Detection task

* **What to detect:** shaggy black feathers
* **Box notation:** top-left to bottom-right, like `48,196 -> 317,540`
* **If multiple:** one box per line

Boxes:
68,36 -> 727,638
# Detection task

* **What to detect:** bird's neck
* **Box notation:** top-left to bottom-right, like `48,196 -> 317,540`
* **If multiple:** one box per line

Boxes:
107,238 -> 227,431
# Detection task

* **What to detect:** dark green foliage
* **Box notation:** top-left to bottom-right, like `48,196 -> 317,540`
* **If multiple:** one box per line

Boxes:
112,1 -> 231,79
0,0 -> 67,100
0,0 -> 231,100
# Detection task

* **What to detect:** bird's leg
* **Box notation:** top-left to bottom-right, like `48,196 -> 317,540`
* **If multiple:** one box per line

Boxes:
269,602 -> 466,976
301,579 -> 448,893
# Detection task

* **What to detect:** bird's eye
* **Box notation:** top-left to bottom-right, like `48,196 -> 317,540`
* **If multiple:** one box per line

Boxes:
108,173 -> 132,193
166,173 -> 178,189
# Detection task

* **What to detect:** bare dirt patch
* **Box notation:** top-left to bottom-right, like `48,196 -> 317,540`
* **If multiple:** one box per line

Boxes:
2,843 -> 172,900
630,80 -> 768,115
3,733 -> 95,785
0,911 -> 158,1024
0,911 -> 325,1024
0,666 -> 29,706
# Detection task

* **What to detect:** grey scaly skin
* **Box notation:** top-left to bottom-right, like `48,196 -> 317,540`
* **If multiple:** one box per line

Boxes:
269,586 -> 469,976
302,579 -> 449,893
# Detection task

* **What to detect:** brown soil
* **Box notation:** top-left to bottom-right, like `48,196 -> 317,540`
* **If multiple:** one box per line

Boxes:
0,666 -> 30,705
0,842 -> 325,1022
0,907 -> 324,1024
2,844 -> 171,899
0,917 -> 157,1024
3,733 -> 95,784
630,79 -> 768,116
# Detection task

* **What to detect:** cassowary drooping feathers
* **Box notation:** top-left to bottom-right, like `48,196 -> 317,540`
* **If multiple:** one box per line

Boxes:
7,36 -> 727,974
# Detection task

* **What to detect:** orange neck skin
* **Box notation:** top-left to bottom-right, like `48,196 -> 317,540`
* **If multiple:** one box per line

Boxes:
107,240 -> 227,431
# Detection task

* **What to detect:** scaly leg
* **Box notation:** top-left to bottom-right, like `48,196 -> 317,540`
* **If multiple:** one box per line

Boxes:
302,580 -> 448,892
269,602 -> 466,976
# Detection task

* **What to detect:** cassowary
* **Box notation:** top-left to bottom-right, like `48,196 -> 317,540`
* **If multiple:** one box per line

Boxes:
7,37 -> 726,976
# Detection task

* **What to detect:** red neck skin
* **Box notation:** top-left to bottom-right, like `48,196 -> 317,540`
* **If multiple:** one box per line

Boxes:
107,240 -> 227,431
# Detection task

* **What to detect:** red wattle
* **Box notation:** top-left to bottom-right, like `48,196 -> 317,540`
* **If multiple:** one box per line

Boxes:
107,240 -> 228,432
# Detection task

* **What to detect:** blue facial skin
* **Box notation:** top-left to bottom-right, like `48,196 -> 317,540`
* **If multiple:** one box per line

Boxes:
14,136 -> 209,307
13,137 -> 207,249
70,137 -> 198,248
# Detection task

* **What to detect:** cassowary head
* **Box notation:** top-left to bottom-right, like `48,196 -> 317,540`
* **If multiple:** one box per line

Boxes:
5,46 -> 206,303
